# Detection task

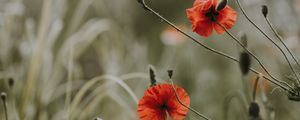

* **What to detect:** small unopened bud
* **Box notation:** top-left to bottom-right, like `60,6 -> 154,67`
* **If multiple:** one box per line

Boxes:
149,65 -> 156,87
240,33 -> 248,48
262,5 -> 268,17
1,92 -> 7,100
216,0 -> 227,11
249,102 -> 260,118
168,70 -> 173,79
8,77 -> 14,88
239,52 -> 251,75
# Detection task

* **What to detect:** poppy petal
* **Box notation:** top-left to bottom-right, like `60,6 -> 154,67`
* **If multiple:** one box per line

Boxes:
215,6 -> 237,34
194,21 -> 213,37
167,86 -> 190,119
213,23 -> 225,34
186,5 -> 213,37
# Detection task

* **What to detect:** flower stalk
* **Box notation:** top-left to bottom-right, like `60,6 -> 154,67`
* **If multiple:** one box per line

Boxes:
235,0 -> 300,84
252,74 -> 262,101
262,5 -> 300,79
216,22 -> 295,94
137,0 -> 294,94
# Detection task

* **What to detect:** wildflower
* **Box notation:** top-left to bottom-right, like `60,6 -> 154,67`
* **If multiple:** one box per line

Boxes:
186,0 -> 237,37
137,84 -> 190,120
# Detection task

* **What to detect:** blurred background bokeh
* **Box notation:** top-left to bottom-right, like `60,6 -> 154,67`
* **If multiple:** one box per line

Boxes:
0,0 -> 300,119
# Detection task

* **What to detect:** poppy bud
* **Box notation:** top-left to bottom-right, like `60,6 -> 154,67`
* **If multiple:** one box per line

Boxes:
240,33 -> 248,48
216,0 -> 227,11
262,5 -> 268,17
0,92 -> 6,101
149,66 -> 157,87
8,78 -> 14,88
249,102 -> 260,118
168,70 -> 173,79
239,52 -> 251,75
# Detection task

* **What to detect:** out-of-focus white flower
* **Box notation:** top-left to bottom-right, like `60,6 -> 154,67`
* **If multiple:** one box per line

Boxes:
285,35 -> 299,49
160,25 -> 187,46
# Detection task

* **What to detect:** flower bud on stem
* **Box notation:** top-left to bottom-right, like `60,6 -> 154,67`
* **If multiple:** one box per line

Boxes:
217,0 -> 227,11
239,52 -> 251,75
149,65 -> 157,87
261,5 -> 268,17
249,102 -> 260,119
1,92 -> 8,120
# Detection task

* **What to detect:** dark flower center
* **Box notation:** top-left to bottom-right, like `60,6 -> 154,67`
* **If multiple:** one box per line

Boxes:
160,104 -> 168,110
205,6 -> 219,22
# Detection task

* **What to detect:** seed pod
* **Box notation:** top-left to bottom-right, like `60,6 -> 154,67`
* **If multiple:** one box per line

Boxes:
216,0 -> 227,11
239,52 -> 251,75
249,102 -> 260,118
262,5 -> 268,17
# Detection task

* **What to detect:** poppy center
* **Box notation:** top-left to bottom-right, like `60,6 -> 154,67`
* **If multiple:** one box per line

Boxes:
160,104 -> 168,110
205,6 -> 219,22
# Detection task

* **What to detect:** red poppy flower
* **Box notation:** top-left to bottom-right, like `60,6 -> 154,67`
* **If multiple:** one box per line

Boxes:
186,0 -> 237,37
137,84 -> 190,120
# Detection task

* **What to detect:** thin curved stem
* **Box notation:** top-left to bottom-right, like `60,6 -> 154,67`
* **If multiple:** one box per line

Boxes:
137,0 -> 294,94
264,17 -> 300,81
235,0 -> 300,84
169,79 -> 211,120
1,96 -> 8,120
217,22 -> 295,93
252,75 -> 260,101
